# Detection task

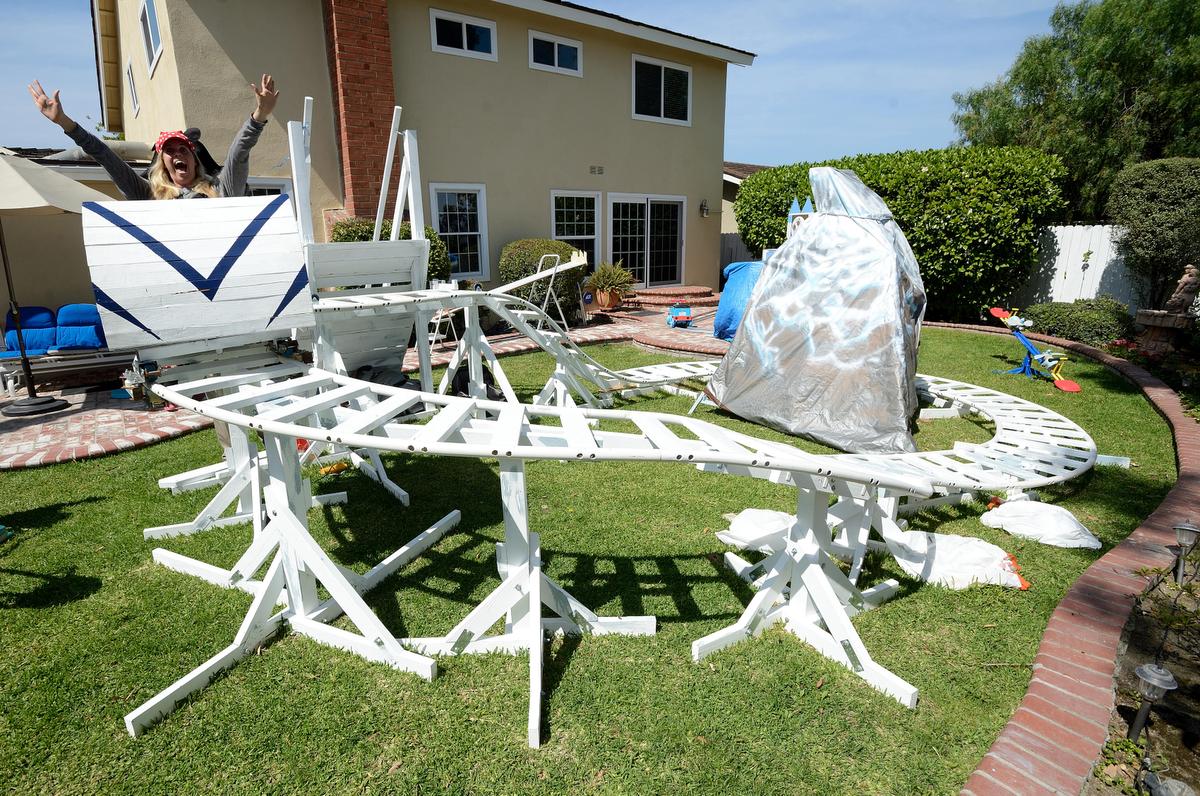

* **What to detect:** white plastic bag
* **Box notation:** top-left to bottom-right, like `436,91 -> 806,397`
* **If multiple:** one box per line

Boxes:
884,527 -> 1027,590
980,500 -> 1101,549
716,508 -> 1028,590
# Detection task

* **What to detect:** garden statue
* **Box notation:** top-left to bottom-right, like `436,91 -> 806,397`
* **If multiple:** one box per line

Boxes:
1136,263 -> 1198,353
1162,264 -> 1200,315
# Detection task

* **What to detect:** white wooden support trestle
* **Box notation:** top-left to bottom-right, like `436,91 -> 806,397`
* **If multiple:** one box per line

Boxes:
403,458 -> 655,748
692,482 -> 917,707
125,396 -> 460,737
143,372 -> 934,743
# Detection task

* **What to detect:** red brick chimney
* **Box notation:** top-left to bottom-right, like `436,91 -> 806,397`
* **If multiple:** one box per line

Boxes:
322,0 -> 397,225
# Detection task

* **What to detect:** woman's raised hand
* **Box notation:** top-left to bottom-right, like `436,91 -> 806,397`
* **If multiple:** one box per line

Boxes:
250,74 -> 280,123
28,80 -> 73,130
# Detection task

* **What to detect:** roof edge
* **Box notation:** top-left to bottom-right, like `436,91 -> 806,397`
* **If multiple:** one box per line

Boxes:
489,0 -> 755,65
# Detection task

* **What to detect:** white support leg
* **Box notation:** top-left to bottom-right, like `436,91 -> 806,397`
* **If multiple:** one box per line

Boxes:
260,432 -> 436,679
124,551 -> 288,737
143,456 -> 255,539
402,458 -> 653,747
692,486 -> 918,709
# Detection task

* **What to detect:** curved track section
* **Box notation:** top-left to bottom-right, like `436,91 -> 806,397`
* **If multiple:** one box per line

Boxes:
841,373 -> 1097,494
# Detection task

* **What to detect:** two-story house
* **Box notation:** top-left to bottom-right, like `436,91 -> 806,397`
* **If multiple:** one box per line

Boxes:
89,0 -> 754,290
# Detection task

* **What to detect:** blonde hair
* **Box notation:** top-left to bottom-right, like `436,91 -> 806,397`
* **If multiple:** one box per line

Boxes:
148,154 -> 218,200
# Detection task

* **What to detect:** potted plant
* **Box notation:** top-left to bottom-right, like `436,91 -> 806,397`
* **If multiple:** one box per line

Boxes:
586,261 -> 636,310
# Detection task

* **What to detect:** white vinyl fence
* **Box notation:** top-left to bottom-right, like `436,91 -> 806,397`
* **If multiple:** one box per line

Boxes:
1014,224 -> 1141,312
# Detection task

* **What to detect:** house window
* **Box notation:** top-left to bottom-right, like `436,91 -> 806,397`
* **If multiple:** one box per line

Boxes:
551,192 -> 600,270
139,0 -> 163,77
430,9 -> 497,61
632,55 -> 691,126
529,31 -> 582,77
247,177 -> 292,197
430,184 -> 489,278
125,62 -> 140,117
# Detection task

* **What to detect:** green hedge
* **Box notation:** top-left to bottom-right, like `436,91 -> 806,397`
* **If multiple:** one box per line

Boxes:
328,218 -> 451,284
1021,295 -> 1134,347
497,239 -> 586,323
1106,158 -> 1200,308
733,147 -> 1066,321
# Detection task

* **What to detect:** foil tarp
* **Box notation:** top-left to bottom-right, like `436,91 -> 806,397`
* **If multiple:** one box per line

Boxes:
707,168 -> 926,454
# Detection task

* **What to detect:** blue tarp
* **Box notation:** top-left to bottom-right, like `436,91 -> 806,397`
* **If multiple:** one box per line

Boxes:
713,260 -> 763,340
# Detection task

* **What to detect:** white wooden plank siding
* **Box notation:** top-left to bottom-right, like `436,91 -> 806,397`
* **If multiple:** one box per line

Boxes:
82,195 -> 311,350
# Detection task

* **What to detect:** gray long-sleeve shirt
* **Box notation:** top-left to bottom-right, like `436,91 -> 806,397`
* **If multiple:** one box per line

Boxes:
66,116 -> 266,200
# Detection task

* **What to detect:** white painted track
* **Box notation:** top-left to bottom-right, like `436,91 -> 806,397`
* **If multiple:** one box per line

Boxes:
839,373 -> 1097,494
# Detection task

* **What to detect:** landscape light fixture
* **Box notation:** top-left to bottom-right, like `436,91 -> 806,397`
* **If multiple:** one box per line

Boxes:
699,199 -> 709,218
1173,519 -> 1199,585
1127,663 -> 1177,743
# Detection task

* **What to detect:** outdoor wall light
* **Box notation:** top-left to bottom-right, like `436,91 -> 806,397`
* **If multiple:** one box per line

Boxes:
1172,519 -> 1199,585
1127,663 -> 1178,743
699,199 -> 709,218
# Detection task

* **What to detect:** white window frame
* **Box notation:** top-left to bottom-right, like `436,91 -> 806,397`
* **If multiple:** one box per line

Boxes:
429,182 -> 490,280
550,190 -> 602,266
139,0 -> 164,78
246,177 -> 294,196
125,61 -> 140,118
631,54 -> 692,127
528,30 -> 583,77
429,8 -> 498,62
607,192 -> 688,286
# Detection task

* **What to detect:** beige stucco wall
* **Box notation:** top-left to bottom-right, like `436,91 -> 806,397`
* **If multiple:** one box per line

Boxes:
114,0 -> 187,144
163,0 -> 342,240
163,0 -> 341,239
100,0 -> 341,240
721,180 -> 740,234
389,0 -> 728,288
0,179 -> 124,315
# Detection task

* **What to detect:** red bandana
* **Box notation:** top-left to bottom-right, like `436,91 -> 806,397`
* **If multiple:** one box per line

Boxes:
154,130 -> 195,153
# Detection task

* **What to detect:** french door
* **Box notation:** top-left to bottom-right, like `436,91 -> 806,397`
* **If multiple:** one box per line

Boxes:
609,195 -> 685,287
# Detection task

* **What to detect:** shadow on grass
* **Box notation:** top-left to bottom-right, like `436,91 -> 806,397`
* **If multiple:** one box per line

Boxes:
0,497 -> 106,558
317,454 -> 503,567
0,566 -> 102,609
540,633 -> 582,745
1,496 -> 105,533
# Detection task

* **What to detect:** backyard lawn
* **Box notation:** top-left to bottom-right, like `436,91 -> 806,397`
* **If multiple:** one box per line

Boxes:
0,327 -> 1177,794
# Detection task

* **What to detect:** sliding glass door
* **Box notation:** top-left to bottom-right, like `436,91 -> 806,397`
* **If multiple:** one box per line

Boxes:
609,195 -> 684,287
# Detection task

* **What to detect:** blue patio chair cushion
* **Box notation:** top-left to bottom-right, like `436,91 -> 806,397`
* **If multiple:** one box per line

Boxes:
0,348 -> 48,358
53,303 -> 106,350
3,306 -> 56,352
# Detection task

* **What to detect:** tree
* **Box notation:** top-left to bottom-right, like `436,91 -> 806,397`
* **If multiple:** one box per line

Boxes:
952,0 -> 1200,221
1106,158 -> 1200,307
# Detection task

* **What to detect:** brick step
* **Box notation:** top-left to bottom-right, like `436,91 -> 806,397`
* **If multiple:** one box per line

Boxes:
626,295 -> 721,309
631,285 -> 715,298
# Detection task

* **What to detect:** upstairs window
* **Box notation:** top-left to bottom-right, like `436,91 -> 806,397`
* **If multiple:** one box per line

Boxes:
125,62 -> 140,117
529,31 -> 582,77
430,9 -> 497,62
139,0 -> 163,76
632,55 -> 691,126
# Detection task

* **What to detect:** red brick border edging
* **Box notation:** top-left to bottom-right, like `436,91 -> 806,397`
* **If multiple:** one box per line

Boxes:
933,324 -> 1193,795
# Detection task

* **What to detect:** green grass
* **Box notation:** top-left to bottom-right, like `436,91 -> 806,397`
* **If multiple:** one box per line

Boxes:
0,328 -> 1177,794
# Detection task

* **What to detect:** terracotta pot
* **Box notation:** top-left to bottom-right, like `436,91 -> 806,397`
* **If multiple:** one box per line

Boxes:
594,289 -> 622,310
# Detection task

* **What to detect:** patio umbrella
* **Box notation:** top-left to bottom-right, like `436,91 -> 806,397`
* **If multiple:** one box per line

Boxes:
0,147 -> 111,416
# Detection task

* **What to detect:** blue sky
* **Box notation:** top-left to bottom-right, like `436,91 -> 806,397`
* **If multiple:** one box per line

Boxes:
1,0 -> 1056,164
